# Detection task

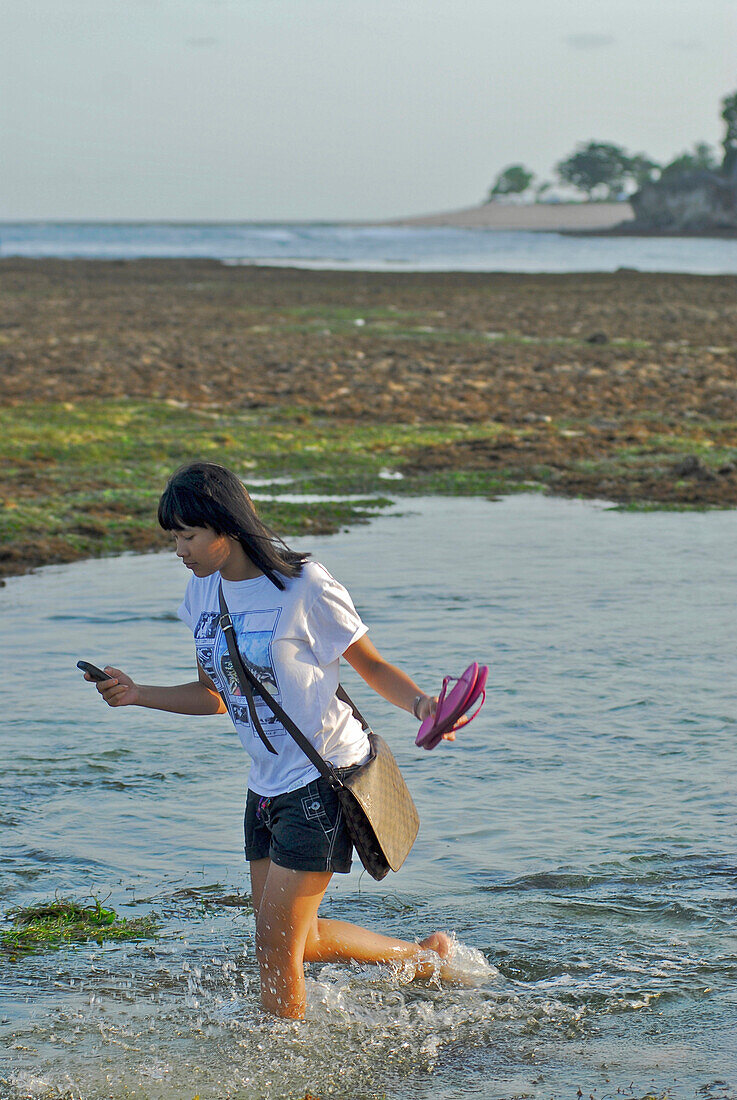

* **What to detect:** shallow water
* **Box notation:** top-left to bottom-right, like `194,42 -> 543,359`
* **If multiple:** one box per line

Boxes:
1,495 -> 736,1100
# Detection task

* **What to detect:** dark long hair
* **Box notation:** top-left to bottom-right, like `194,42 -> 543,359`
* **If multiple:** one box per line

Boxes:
158,462 -> 309,590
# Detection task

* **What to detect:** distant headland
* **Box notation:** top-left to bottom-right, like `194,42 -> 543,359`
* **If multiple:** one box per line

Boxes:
388,192 -> 736,237
394,87 -> 737,237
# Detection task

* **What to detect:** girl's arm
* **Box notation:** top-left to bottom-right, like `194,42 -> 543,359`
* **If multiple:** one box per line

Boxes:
343,634 -> 439,725
89,659 -> 227,715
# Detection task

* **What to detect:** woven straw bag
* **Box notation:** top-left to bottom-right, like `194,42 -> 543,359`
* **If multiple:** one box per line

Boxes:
335,732 -> 419,879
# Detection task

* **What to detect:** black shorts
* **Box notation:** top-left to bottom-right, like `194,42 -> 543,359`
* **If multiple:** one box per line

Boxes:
244,767 -> 359,874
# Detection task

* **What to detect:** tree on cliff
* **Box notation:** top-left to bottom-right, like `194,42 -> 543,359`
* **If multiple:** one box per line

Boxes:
660,142 -> 718,180
556,142 -> 632,199
721,90 -> 737,174
487,164 -> 535,200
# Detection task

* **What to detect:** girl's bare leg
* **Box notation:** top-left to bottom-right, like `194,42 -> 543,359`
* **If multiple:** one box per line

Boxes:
305,918 -> 452,970
251,860 -> 453,1019
253,862 -> 331,1017
249,857 -> 271,922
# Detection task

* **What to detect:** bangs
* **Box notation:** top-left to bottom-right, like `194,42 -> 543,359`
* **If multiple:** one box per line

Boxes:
157,484 -> 213,532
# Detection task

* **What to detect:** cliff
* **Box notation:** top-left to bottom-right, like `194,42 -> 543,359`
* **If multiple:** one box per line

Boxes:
631,169 -> 737,232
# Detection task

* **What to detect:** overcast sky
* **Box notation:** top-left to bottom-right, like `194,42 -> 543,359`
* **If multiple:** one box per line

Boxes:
1,0 -> 735,220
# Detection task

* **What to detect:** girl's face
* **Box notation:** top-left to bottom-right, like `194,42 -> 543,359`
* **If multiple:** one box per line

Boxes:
171,525 -> 235,577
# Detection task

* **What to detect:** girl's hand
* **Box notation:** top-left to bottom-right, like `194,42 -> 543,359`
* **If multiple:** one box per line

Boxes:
415,694 -> 437,723
87,666 -> 140,708
416,693 -> 455,741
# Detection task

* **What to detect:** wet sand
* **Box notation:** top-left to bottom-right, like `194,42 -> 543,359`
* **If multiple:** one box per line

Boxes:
1,259 -> 736,577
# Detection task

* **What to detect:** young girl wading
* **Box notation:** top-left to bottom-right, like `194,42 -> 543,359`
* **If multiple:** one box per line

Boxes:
86,462 -> 456,1018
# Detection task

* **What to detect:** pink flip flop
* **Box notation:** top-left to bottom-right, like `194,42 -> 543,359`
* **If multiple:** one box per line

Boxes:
415,662 -> 488,750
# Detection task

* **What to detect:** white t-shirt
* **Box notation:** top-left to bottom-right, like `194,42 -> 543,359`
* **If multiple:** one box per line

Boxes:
177,560 -> 370,796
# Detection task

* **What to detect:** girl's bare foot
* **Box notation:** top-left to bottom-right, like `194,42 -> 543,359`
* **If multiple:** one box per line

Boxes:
404,931 -> 455,982
418,931 -> 453,959
423,932 -> 499,987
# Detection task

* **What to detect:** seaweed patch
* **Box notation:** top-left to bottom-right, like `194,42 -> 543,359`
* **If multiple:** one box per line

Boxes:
1,897 -> 159,955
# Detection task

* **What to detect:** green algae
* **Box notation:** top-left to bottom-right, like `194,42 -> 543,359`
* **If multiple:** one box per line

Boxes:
0,400 -> 509,575
1,400 -> 735,579
1,898 -> 159,955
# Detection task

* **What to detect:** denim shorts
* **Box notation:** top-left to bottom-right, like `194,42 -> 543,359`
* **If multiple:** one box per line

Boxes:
244,766 -> 359,874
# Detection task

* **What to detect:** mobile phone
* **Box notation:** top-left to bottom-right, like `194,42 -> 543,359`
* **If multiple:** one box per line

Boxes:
76,660 -> 110,682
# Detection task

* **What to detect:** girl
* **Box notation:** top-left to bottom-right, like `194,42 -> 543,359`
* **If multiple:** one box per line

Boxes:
86,461 -> 455,1019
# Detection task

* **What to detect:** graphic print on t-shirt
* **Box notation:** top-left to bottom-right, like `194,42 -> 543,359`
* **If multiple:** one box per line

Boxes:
193,607 -> 284,742
194,612 -> 219,642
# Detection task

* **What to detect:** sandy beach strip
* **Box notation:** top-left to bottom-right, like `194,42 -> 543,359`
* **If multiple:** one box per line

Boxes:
388,201 -> 634,232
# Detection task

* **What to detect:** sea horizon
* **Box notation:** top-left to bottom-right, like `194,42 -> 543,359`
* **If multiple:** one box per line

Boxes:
2,218 -> 736,273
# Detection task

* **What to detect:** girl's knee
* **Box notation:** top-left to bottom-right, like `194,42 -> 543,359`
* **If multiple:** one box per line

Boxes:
255,915 -> 286,957
255,912 -> 309,966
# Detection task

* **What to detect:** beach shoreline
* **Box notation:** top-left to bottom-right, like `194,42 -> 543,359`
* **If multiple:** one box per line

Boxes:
1,259 -> 735,579
385,200 -> 634,232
